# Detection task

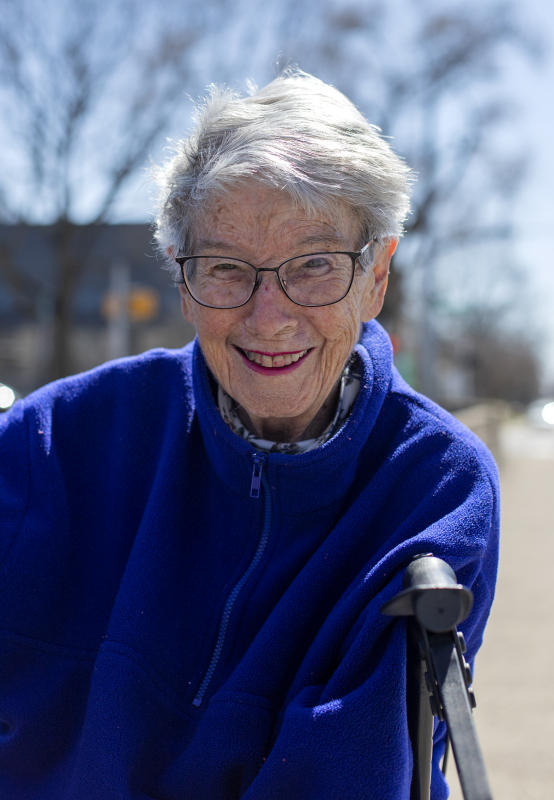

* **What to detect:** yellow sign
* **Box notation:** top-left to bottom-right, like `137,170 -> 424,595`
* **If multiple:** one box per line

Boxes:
128,288 -> 159,321
101,287 -> 160,322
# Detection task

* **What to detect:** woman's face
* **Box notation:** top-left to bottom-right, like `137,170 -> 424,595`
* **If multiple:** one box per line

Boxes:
179,182 -> 393,442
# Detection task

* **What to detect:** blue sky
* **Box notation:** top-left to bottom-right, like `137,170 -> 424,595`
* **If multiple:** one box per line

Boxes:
510,0 -> 554,385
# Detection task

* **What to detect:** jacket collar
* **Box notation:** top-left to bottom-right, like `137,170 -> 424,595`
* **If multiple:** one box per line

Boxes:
192,321 -> 393,513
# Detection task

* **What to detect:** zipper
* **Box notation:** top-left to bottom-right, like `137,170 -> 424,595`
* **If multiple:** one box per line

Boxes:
250,453 -> 264,498
192,453 -> 271,707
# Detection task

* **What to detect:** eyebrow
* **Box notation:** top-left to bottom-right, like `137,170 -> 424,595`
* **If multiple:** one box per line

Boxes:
193,238 -> 233,251
297,233 -> 349,248
193,232 -> 349,254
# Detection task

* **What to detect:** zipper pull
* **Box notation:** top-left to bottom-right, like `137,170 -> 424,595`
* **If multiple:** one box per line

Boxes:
250,453 -> 265,498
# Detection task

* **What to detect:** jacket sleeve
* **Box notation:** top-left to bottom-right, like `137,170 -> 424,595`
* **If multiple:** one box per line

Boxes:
241,438 -> 499,800
242,603 -> 414,799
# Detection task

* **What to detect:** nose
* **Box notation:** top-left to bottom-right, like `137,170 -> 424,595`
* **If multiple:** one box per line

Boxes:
243,270 -> 298,337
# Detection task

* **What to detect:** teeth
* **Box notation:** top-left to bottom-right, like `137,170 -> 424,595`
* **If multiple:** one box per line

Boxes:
244,349 -> 308,368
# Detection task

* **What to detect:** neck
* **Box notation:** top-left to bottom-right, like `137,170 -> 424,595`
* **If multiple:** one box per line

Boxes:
237,384 -> 340,443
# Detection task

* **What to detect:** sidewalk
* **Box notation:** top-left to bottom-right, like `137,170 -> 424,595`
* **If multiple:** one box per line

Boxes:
448,421 -> 554,799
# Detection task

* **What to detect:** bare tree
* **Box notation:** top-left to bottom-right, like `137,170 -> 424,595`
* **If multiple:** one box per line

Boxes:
261,0 -> 541,395
433,245 -> 542,404
445,314 -> 541,405
0,0 -> 226,379
0,0 -> 541,396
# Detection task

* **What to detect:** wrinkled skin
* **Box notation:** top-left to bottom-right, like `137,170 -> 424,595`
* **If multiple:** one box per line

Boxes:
178,182 -> 396,442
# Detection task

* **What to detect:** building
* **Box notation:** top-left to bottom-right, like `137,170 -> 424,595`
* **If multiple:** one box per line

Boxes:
0,224 -> 194,393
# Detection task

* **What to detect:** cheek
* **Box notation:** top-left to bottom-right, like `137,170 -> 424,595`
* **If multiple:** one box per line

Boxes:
330,295 -> 365,343
192,313 -> 237,385
197,321 -> 226,355
317,304 -> 363,366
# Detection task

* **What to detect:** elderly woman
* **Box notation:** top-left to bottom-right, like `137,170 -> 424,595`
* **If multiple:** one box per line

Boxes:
0,71 -> 498,799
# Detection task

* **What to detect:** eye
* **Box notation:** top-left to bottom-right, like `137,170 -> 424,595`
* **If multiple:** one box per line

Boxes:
300,255 -> 333,271
212,262 -> 240,272
205,261 -> 250,280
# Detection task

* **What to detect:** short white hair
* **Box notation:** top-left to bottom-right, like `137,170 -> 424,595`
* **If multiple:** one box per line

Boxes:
153,69 -> 413,279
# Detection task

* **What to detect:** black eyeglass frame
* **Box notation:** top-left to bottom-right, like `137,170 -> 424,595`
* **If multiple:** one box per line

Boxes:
174,238 -> 379,310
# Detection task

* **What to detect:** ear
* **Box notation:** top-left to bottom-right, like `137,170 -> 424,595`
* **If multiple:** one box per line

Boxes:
360,238 -> 398,322
170,247 -> 196,325
178,283 -> 196,325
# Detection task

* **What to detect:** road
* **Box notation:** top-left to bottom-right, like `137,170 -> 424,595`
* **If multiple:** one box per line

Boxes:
448,418 -> 554,799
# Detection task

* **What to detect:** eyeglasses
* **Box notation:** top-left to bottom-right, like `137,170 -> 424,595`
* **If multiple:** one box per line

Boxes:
175,238 -> 379,309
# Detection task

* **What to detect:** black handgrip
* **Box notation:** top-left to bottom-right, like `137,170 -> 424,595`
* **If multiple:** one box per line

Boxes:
381,555 -> 473,633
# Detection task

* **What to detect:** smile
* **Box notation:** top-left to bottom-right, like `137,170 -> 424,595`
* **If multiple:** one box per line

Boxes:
236,347 -> 311,373
244,349 -> 308,368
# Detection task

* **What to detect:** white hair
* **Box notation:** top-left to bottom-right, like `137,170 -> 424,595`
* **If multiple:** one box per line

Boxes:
153,69 -> 413,279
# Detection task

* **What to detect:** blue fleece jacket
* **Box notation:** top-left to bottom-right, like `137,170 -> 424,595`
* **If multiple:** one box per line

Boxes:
0,320 -> 499,799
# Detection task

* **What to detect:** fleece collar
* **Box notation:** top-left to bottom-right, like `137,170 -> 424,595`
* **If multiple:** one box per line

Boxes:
192,320 -> 394,513
216,352 -> 362,454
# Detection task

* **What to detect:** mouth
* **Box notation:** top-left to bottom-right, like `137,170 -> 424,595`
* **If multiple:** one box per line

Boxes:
236,347 -> 311,373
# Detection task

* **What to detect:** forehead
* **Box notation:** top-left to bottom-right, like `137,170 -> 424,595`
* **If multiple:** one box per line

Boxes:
191,182 -> 360,256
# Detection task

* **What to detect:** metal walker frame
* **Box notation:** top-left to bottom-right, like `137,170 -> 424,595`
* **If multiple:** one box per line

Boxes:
381,555 -> 493,800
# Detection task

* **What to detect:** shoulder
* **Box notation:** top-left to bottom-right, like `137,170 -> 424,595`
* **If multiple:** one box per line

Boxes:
386,367 -> 498,488
5,343 -> 194,433
351,359 -> 500,570
350,325 -> 499,546
367,369 -> 500,587
356,321 -> 498,497
26,343 -> 194,410
0,342 -> 197,497
0,342 -> 198,562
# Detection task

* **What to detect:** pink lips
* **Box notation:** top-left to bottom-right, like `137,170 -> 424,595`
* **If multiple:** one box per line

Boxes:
236,347 -> 311,374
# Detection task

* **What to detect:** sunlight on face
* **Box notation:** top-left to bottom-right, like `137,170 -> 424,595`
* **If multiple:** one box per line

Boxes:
180,182 -> 391,442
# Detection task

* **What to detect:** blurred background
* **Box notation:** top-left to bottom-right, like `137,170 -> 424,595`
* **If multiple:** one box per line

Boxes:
0,0 -> 552,796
